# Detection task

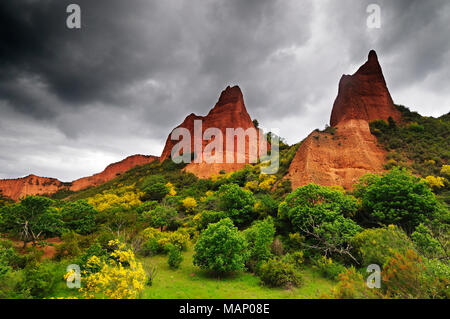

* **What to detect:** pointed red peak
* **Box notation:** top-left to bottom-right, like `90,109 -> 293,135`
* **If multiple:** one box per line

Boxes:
330,51 -> 401,127
215,85 -> 243,107
368,49 -> 378,61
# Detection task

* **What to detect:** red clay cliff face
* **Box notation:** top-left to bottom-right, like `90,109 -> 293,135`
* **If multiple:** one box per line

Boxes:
287,50 -> 399,190
0,175 -> 67,201
70,154 -> 158,191
0,154 -> 158,200
161,86 -> 269,178
285,120 -> 386,189
330,50 -> 401,126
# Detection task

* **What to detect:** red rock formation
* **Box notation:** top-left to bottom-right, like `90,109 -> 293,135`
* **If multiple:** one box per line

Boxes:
330,50 -> 401,126
0,175 -> 67,201
287,50 -> 400,190
161,85 -> 269,178
285,120 -> 386,189
70,154 -> 158,191
0,154 -> 158,200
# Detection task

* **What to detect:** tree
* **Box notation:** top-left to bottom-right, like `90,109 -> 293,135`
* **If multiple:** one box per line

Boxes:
61,200 -> 98,235
278,184 -> 361,261
193,218 -> 248,274
143,206 -> 177,231
217,183 -> 255,226
142,183 -> 170,201
243,217 -> 275,271
355,167 -> 439,233
1,196 -> 62,247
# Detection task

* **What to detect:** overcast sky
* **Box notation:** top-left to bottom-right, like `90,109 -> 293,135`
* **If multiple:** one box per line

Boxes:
0,0 -> 449,181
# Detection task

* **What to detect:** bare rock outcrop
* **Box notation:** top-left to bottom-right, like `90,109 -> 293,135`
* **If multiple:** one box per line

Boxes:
0,154 -> 158,200
287,50 -> 400,190
161,85 -> 269,177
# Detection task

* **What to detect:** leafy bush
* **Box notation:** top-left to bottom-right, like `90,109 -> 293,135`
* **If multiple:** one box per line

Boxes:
217,183 -> 256,226
167,244 -> 183,269
381,249 -> 430,298
61,200 -> 98,235
411,223 -> 444,259
279,184 -> 361,260
351,225 -> 414,267
259,258 -> 302,288
142,206 -> 178,231
191,210 -> 226,231
422,258 -> 450,299
243,218 -> 276,272
282,251 -> 304,269
314,256 -> 346,281
328,267 -> 379,299
355,168 -> 439,233
193,218 -> 248,274
140,228 -> 190,254
20,262 -> 59,298
143,183 -> 170,202
54,231 -> 82,261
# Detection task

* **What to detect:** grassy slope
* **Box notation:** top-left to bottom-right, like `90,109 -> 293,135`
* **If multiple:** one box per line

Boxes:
50,246 -> 335,299
141,246 -> 334,299
370,105 -> 449,177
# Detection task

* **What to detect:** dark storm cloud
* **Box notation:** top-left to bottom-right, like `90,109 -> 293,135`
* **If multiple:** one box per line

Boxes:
0,0 -> 449,181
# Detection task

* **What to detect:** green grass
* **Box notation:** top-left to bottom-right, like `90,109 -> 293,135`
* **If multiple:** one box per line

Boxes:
141,246 -> 335,299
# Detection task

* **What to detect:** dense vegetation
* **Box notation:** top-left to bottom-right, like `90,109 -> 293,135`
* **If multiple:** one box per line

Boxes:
0,111 -> 448,299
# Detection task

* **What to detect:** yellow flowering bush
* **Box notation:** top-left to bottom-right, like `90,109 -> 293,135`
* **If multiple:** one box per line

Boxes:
80,240 -> 147,299
87,185 -> 143,212
440,165 -> 450,179
424,176 -> 445,190
141,228 -> 190,251
245,180 -> 259,192
258,174 -> 276,192
166,182 -> 177,196
182,197 -> 197,213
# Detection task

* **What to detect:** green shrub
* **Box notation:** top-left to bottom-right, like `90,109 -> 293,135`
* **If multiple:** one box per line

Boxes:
411,223 -> 444,259
217,183 -> 256,226
314,256 -> 346,280
243,218 -> 275,272
355,168 -> 439,233
259,258 -> 302,288
351,225 -> 415,267
282,251 -> 304,269
167,244 -> 183,269
423,258 -> 450,299
140,238 -> 160,256
143,183 -> 170,202
193,218 -> 248,274
78,242 -> 108,269
54,232 -> 82,261
61,200 -> 98,235
20,262 -> 60,298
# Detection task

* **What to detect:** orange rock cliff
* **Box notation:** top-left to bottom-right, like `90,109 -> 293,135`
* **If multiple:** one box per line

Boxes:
285,50 -> 400,190
0,155 -> 158,200
160,85 -> 269,178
